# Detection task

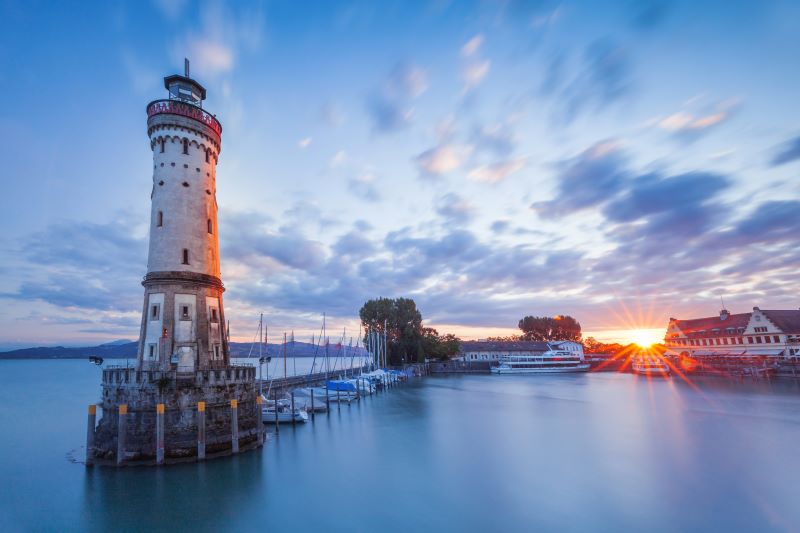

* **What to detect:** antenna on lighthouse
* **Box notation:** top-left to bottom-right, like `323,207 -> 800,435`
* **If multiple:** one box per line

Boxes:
184,58 -> 190,78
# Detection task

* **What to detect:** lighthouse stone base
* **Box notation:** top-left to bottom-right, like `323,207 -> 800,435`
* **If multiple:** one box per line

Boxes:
93,366 -> 260,464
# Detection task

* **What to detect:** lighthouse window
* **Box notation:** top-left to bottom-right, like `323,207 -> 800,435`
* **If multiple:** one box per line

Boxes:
205,150 -> 209,163
182,249 -> 189,264
207,219 -> 213,234
160,139 -> 165,153
151,304 -> 160,320
181,306 -> 190,320
157,211 -> 163,227
149,345 -> 155,358
211,308 -> 218,322
183,138 -> 189,154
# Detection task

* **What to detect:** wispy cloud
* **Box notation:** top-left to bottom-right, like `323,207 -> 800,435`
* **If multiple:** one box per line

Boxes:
468,159 -> 526,184
770,135 -> 800,166
366,62 -> 428,133
414,144 -> 468,177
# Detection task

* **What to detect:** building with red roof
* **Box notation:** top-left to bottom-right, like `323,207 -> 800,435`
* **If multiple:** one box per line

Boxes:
664,307 -> 800,359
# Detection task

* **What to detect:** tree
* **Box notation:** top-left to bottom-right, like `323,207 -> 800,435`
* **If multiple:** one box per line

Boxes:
518,315 -> 582,342
360,297 -> 424,365
421,327 -> 461,361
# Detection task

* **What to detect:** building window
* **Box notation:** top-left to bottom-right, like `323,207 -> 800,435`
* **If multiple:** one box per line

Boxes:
148,344 -> 156,358
716,339 -> 721,345
182,249 -> 189,264
151,304 -> 159,320
764,336 -> 771,343
774,335 -> 780,343
207,219 -> 212,234
755,336 -> 763,344
723,338 -> 728,345
214,345 -> 220,359
160,139 -> 165,153
210,308 -> 218,322
181,305 -> 190,320
157,211 -> 163,227
205,150 -> 209,163
738,337 -> 744,344
183,138 -> 189,154
747,337 -> 753,344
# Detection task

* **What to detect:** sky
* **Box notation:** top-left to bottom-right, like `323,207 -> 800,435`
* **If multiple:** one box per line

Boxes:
0,0 -> 799,350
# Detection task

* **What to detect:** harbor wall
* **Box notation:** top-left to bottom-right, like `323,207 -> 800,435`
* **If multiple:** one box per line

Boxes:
93,366 -> 260,463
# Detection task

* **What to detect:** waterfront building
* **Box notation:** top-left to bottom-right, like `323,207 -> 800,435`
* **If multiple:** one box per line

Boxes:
663,307 -> 800,359
458,340 -> 584,362
90,64 -> 261,464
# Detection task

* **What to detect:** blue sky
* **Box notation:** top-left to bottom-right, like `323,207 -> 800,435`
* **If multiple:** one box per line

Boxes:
1,0 -> 799,349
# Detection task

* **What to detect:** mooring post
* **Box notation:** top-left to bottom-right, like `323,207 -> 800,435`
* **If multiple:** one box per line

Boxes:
273,389 -> 279,432
325,387 -> 330,414
291,392 -> 296,427
116,404 -> 127,466
85,404 -> 96,467
231,399 -> 239,453
337,388 -> 341,410
156,403 -> 165,465
197,401 -> 206,460
256,395 -> 264,446
310,389 -> 316,420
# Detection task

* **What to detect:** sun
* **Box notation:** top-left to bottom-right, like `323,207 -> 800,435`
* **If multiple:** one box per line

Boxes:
628,329 -> 663,348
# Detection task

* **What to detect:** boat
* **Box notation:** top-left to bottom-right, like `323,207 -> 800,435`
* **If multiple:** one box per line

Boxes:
262,400 -> 308,423
490,348 -> 590,374
631,356 -> 671,376
325,380 -> 358,401
291,387 -> 329,412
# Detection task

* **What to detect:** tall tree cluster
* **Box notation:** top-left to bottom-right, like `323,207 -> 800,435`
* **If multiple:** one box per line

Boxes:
359,297 -> 460,364
517,315 -> 582,342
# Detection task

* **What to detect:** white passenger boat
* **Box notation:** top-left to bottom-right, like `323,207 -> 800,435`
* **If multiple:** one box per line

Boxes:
631,356 -> 670,376
262,400 -> 308,423
490,349 -> 590,374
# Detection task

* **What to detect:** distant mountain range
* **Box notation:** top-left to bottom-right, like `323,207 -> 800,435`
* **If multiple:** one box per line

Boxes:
0,340 -> 367,360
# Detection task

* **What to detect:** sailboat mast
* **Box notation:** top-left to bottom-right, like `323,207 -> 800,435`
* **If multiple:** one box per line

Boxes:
384,319 -> 388,368
283,332 -> 287,379
258,313 -> 263,397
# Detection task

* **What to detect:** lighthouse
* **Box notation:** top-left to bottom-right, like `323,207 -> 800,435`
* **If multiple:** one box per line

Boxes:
90,63 -> 262,465
138,61 -> 227,372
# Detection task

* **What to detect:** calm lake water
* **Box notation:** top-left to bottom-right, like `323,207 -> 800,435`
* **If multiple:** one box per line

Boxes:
1,359 -> 799,532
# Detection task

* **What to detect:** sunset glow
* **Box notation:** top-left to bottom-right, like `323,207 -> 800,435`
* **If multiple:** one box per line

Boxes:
628,329 -> 664,348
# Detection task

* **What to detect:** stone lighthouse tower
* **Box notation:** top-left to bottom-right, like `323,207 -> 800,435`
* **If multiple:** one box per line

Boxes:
138,63 -> 227,371
90,63 -> 262,465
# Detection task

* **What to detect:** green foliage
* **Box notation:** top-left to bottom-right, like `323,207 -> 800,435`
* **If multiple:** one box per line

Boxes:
360,297 -> 424,365
518,315 -> 582,342
421,327 -> 461,361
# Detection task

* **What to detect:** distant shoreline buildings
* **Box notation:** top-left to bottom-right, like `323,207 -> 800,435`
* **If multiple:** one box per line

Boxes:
664,307 -> 800,359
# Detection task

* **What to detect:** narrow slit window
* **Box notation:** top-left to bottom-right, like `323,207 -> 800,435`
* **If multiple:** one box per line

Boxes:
151,305 -> 159,320
183,138 -> 189,154
207,218 -> 212,234
182,248 -> 189,264
160,139 -> 165,153
157,211 -> 163,227
211,308 -> 218,322
149,345 -> 155,358
181,305 -> 190,320
205,150 -> 209,163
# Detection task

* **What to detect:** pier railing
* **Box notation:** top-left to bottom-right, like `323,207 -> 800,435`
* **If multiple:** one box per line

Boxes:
103,366 -> 256,387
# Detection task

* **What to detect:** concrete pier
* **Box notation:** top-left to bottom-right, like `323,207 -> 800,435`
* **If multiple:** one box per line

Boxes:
117,404 -> 127,465
231,399 -> 239,454
86,405 -> 96,466
198,401 -> 206,460
156,403 -> 165,465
